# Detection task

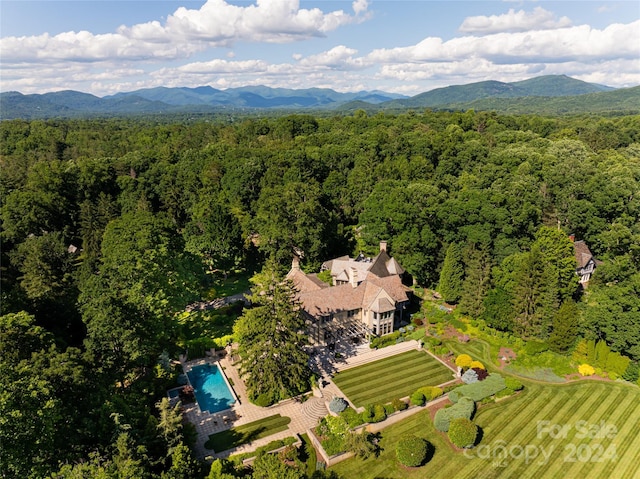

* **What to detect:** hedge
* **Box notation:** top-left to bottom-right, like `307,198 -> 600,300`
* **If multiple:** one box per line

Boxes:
433,397 -> 475,432
417,386 -> 444,401
396,436 -> 429,467
448,374 -> 506,403
392,398 -> 408,411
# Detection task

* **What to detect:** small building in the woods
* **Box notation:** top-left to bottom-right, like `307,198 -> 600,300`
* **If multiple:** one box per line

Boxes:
287,242 -> 412,345
573,239 -> 601,284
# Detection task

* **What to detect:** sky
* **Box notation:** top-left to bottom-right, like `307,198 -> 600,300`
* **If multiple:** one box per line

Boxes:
1,0 -> 639,96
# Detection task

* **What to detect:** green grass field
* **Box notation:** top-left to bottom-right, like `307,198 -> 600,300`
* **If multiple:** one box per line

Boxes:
331,380 -> 640,478
204,414 -> 291,452
332,350 -> 455,407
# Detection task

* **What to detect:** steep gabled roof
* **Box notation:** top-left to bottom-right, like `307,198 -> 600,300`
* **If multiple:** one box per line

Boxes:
366,273 -> 411,304
286,268 -> 328,294
574,240 -> 595,269
370,297 -> 396,313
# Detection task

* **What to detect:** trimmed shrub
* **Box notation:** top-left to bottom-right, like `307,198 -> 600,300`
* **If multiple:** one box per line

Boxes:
384,403 -> 396,416
504,377 -> 524,391
448,374 -> 506,402
455,354 -> 473,369
396,436 -> 429,467
578,364 -> 595,376
412,317 -> 423,326
370,331 -> 402,349
417,386 -> 443,401
340,407 -> 365,428
434,397 -> 475,432
433,409 -> 450,432
410,391 -> 426,406
474,367 -> 489,381
392,398 -> 408,411
469,360 -> 485,370
461,369 -> 479,384
329,397 -> 348,414
448,418 -> 478,448
362,404 -> 386,423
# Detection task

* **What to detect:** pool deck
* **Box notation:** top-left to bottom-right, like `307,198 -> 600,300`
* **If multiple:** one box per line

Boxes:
182,340 -> 426,461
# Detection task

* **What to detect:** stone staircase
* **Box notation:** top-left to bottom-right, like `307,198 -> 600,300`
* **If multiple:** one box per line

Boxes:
301,396 -> 328,422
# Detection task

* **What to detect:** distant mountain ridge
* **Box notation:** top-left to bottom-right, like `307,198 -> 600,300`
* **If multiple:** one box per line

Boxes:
385,75 -> 615,109
1,75 -> 633,120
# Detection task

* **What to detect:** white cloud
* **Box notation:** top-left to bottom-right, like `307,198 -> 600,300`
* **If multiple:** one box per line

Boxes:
459,7 -> 572,34
0,0 -> 369,64
352,0 -> 369,16
367,20 -> 640,64
298,45 -> 365,69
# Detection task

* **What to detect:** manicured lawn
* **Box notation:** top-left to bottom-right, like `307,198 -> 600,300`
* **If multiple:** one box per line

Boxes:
332,350 -> 455,407
331,380 -> 640,478
204,414 -> 291,452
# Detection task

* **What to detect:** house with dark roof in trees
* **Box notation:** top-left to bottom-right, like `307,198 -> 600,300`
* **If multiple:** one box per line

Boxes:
286,241 -> 412,345
573,239 -> 601,284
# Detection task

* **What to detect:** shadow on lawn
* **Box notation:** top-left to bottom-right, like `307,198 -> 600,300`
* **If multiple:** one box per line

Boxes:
205,425 -> 268,452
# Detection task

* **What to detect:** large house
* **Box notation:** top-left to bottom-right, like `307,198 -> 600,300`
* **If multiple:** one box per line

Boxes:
287,242 -> 412,345
573,239 -> 601,284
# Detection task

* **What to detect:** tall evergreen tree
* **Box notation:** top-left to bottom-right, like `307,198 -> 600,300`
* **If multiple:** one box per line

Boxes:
459,243 -> 492,318
437,242 -> 465,304
511,245 -> 558,339
233,266 -> 312,404
548,301 -> 580,353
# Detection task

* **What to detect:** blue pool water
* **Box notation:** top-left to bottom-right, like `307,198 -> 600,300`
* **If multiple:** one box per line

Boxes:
186,364 -> 236,413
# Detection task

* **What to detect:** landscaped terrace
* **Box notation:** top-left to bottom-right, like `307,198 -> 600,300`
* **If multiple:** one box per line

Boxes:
332,349 -> 455,407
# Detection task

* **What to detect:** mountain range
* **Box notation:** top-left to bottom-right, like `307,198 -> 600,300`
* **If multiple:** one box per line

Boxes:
1,75 -> 636,119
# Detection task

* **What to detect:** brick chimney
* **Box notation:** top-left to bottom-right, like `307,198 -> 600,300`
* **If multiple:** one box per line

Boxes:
380,241 -> 387,252
291,254 -> 300,271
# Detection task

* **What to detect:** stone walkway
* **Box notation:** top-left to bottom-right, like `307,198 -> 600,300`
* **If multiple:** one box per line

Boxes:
185,339 -> 436,461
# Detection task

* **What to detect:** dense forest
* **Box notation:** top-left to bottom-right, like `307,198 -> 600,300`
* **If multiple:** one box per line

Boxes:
1,110 -> 639,478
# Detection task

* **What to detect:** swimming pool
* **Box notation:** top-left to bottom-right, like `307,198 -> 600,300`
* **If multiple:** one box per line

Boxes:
186,363 -> 236,414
